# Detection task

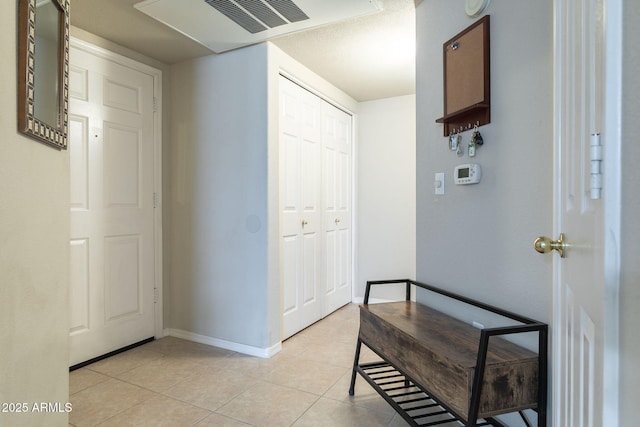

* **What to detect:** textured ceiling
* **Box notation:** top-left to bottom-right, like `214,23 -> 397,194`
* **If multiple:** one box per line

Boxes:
272,0 -> 416,101
70,0 -> 416,101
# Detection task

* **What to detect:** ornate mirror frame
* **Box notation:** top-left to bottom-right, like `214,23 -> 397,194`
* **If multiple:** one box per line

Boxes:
17,0 -> 70,149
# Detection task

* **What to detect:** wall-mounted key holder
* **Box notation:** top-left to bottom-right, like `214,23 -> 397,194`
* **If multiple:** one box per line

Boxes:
448,130 -> 460,151
436,15 -> 490,136
468,123 -> 484,157
449,123 -> 484,157
471,123 -> 484,146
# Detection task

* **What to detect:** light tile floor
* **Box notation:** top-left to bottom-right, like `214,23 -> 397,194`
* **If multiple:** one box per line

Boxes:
69,304 -> 411,427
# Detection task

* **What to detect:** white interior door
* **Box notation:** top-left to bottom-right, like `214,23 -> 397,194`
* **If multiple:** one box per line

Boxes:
280,76 -> 354,339
280,76 -> 323,339
322,101 -> 352,315
69,44 -> 158,366
552,0 -> 620,425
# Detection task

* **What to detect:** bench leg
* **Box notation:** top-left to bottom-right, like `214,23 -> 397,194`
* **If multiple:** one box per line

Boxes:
348,338 -> 363,396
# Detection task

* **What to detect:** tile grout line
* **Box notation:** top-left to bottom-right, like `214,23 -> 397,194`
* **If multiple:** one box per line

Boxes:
69,304 -> 389,426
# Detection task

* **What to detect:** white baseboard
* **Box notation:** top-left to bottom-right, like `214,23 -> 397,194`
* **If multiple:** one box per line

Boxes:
163,328 -> 282,359
352,297 -> 404,304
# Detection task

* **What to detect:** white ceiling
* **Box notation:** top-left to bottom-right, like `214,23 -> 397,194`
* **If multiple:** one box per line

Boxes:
134,0 -> 384,54
70,0 -> 416,101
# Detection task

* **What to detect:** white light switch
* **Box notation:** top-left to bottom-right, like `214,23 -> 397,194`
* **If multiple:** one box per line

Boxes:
434,173 -> 445,195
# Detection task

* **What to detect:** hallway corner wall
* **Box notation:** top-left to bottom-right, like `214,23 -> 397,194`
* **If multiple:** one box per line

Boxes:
414,0 -> 553,323
356,95 -> 416,301
169,44 -> 271,351
620,0 -> 640,422
0,2 -> 70,425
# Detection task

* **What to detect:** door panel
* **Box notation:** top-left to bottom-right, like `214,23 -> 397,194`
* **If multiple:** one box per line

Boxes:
69,238 -> 90,334
69,115 -> 89,210
553,0 -> 619,424
104,124 -> 141,207
280,76 -> 322,338
103,78 -> 142,113
69,45 -> 157,366
302,233 -> 318,305
322,102 -> 352,314
104,235 -> 142,321
282,236 -> 298,316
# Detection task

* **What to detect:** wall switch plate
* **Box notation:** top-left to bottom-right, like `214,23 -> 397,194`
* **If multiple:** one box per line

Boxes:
434,173 -> 445,195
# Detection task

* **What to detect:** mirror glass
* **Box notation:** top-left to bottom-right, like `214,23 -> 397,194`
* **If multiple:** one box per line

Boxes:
33,0 -> 62,128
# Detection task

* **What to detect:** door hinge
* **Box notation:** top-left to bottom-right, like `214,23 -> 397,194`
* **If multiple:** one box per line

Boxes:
153,287 -> 158,303
153,192 -> 157,208
590,133 -> 603,200
152,97 -> 158,113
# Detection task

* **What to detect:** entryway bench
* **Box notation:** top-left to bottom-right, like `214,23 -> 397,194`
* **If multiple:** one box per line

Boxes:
349,279 -> 548,427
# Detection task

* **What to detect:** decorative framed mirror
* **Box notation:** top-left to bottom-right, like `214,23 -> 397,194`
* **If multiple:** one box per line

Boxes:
17,0 -> 70,149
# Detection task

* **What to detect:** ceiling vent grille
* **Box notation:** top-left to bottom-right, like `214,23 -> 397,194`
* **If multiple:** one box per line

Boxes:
135,0 -> 382,53
204,0 -> 309,34
264,0 -> 309,23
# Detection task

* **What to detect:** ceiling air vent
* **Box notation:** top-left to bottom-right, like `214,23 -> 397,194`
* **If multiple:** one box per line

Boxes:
264,0 -> 309,23
134,0 -> 382,53
204,0 -> 309,34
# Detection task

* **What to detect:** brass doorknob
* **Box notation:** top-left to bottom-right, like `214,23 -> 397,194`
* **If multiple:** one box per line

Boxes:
301,220 -> 308,228
534,233 -> 567,258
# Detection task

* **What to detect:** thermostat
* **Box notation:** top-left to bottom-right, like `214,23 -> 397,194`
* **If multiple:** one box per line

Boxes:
454,163 -> 482,185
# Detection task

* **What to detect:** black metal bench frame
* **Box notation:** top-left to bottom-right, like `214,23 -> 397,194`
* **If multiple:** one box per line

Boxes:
349,279 -> 548,427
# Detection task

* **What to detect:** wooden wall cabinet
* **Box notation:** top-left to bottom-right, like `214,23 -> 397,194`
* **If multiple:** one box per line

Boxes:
436,15 -> 490,136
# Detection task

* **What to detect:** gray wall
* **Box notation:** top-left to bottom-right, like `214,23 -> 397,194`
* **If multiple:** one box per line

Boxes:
415,0 -> 553,324
168,43 -> 359,352
169,44 -> 271,350
620,0 -> 640,423
417,0 -> 640,422
0,2 -> 70,425
357,95 -> 416,301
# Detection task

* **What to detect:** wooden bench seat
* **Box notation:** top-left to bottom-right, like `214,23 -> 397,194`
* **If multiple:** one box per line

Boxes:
358,301 -> 540,422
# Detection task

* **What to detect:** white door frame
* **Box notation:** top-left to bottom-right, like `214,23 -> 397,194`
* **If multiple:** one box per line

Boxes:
599,0 -> 622,420
551,0 -> 622,423
70,37 -> 164,339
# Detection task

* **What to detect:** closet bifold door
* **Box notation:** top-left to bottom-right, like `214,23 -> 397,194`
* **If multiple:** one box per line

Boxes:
279,75 -> 353,339
280,76 -> 323,339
